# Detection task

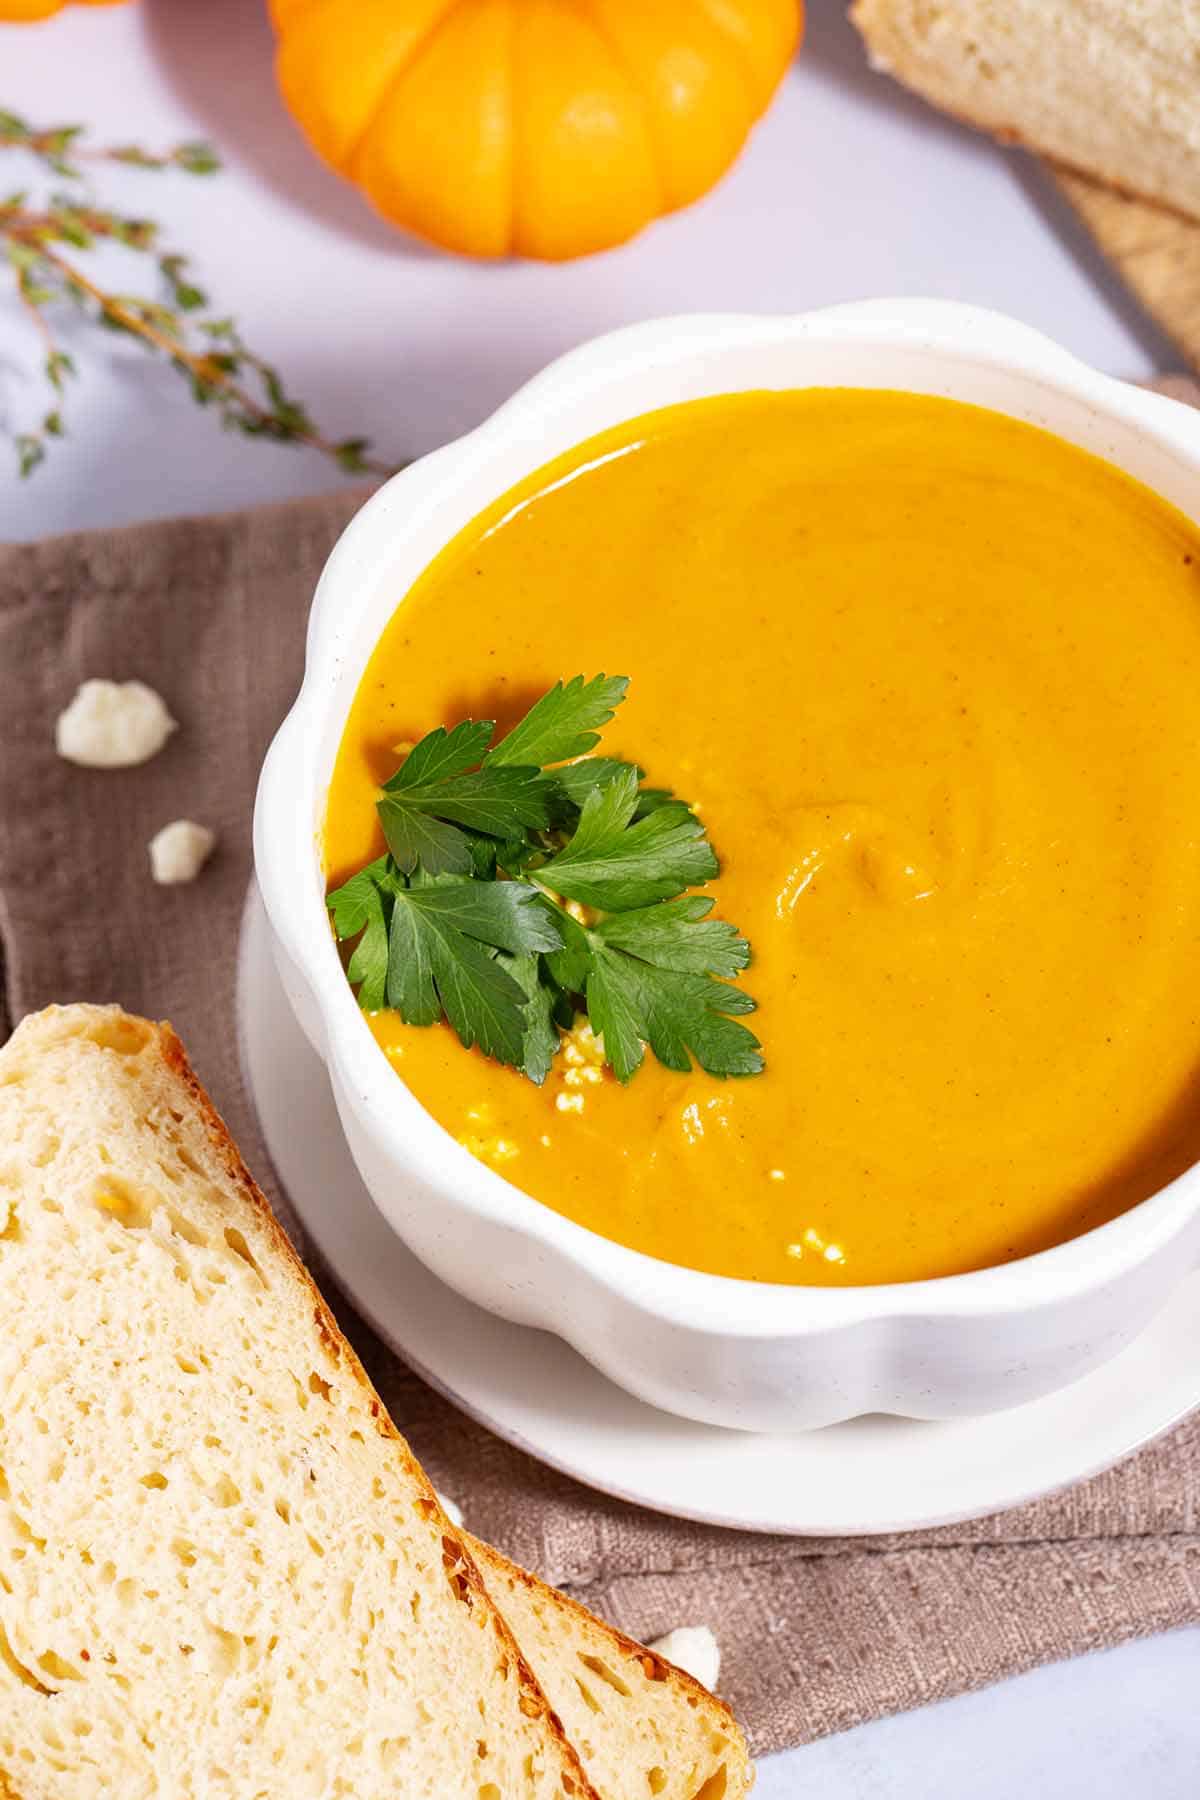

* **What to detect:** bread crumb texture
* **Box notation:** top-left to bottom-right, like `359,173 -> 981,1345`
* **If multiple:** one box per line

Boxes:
0,1004 -> 594,1800
470,1542 -> 750,1800
852,0 -> 1200,221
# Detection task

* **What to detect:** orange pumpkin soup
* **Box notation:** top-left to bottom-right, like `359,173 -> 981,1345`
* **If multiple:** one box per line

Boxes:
324,390 -> 1200,1286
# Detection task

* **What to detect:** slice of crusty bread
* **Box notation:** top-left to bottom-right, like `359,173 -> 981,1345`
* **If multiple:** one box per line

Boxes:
0,1004 -> 598,1800
0,1005 -> 753,1800
468,1539 -> 752,1800
852,0 -> 1200,223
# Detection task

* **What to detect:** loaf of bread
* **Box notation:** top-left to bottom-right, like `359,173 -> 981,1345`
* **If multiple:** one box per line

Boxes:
852,1 -> 1200,223
0,1005 -> 750,1799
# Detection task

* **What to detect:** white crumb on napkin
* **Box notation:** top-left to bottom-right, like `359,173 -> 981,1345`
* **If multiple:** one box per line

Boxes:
149,821 -> 216,885
647,1625 -> 721,1691
56,679 -> 176,768
435,1491 -> 464,1530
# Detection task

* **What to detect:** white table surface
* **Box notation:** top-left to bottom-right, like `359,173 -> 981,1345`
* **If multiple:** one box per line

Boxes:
2,2 -> 1195,1791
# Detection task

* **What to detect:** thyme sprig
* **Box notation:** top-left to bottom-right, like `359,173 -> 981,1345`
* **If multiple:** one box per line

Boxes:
0,108 -> 394,480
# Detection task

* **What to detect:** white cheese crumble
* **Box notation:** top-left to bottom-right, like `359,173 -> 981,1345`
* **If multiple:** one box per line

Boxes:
435,1491 -> 464,1529
148,820 -> 216,885
647,1624 -> 721,1691
55,678 -> 177,768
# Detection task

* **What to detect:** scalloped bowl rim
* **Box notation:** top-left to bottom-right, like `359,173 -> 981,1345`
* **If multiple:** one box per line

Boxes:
254,300 -> 1200,1344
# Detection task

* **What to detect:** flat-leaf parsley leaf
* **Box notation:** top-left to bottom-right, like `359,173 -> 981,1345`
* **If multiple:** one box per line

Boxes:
485,673 -> 628,769
538,766 -> 717,910
376,716 -> 562,877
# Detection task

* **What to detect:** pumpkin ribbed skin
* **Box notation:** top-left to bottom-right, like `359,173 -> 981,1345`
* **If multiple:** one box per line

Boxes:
1,0 -> 127,18
269,0 -> 802,260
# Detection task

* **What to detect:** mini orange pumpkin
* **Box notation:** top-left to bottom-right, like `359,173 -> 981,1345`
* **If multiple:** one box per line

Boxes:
269,0 -> 802,260
1,0 -> 128,18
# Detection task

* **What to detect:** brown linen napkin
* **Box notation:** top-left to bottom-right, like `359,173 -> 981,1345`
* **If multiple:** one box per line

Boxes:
3,387 -> 1200,1756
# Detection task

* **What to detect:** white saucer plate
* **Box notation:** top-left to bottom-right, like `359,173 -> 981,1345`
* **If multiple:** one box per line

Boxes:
238,884 -> 1200,1537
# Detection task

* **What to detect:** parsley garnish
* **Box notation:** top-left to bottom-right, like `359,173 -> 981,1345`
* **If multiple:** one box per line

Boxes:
376,722 -> 558,876
326,678 -> 763,1086
538,766 -> 717,910
484,673 -> 629,768
385,876 -> 562,1067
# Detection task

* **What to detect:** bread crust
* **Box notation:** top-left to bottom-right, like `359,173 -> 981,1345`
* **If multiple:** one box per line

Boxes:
470,1538 -> 746,1738
468,1538 -> 755,1798
1,1003 -> 756,1799
151,1016 -> 599,1800
0,1004 -> 599,1800
165,1009 -> 754,1794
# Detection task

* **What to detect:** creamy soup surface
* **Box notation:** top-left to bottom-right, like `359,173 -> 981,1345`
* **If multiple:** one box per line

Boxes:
324,390 -> 1200,1286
